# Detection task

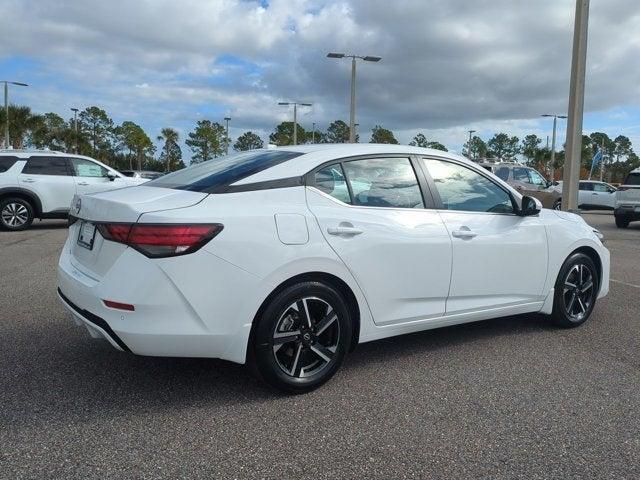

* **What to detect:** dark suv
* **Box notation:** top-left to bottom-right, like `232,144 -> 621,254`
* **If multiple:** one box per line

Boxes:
479,162 -> 562,210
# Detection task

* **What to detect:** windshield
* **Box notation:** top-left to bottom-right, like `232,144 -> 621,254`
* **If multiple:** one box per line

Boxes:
146,150 -> 303,192
624,172 -> 640,186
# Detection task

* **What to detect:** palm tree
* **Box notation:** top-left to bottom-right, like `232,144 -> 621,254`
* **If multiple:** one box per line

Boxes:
157,127 -> 180,172
0,105 -> 41,149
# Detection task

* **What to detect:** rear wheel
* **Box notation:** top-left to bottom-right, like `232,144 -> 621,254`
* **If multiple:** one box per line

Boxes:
615,215 -> 630,228
252,281 -> 352,393
551,252 -> 599,328
0,197 -> 34,231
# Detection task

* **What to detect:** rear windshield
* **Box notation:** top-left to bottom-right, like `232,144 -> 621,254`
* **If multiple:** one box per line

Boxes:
146,150 -> 303,192
624,172 -> 640,185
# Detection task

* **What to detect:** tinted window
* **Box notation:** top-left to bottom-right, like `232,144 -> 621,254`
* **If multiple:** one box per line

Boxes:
0,156 -> 19,173
342,158 -> 424,209
314,164 -> 351,204
624,173 -> 640,186
71,158 -> 109,177
579,182 -> 593,191
147,150 -> 302,192
22,156 -> 70,176
425,159 -> 514,214
120,171 -> 134,177
528,169 -> 548,187
512,167 -> 530,183
496,167 -> 510,181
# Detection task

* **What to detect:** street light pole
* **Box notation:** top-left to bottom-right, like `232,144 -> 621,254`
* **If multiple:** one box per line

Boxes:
278,102 -> 312,146
1,80 -> 29,148
224,117 -> 231,155
70,108 -> 79,154
562,0 -> 590,212
467,130 -> 476,160
541,114 -> 567,182
327,53 -> 381,143
312,122 -> 316,143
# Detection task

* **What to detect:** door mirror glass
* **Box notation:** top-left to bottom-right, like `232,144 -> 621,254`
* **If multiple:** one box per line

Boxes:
519,196 -> 541,216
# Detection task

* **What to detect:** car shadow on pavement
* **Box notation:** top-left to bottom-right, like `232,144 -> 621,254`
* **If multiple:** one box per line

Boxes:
1,312 -> 557,429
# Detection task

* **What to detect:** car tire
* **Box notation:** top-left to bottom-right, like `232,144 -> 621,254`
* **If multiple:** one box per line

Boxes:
553,199 -> 562,210
550,252 -> 599,328
0,197 -> 34,231
615,216 -> 630,228
252,281 -> 352,394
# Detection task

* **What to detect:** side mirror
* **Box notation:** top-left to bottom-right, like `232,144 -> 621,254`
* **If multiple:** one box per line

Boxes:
106,171 -> 117,182
519,195 -> 541,216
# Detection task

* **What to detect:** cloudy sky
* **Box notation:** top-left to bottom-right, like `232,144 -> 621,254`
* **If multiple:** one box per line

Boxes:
1,0 -> 639,161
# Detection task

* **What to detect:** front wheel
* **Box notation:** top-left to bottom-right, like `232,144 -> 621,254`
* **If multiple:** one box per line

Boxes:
551,252 -> 599,328
553,199 -> 562,210
615,215 -> 630,228
252,281 -> 352,393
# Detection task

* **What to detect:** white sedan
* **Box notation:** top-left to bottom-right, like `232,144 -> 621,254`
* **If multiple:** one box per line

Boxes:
57,145 -> 610,393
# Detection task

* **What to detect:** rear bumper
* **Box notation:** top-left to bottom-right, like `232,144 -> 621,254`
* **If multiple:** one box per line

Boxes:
57,235 -> 261,363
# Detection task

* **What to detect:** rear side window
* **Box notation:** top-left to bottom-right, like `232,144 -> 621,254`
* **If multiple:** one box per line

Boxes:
579,182 -> 593,191
314,164 -> 351,204
147,150 -> 303,192
22,156 -> 70,176
0,156 -> 19,172
624,172 -> 640,185
496,167 -> 510,181
342,158 -> 424,209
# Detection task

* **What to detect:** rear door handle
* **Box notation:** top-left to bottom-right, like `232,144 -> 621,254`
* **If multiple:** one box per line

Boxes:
327,224 -> 363,236
77,182 -> 89,186
451,227 -> 478,239
21,178 -> 36,183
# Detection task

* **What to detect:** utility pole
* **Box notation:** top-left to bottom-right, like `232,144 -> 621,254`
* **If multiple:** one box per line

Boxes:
599,138 -> 605,181
562,0 -> 590,212
2,80 -> 29,148
224,117 -> 231,155
278,102 -> 312,145
541,114 -> 567,182
71,108 -> 79,154
312,122 -> 316,143
467,130 -> 476,160
327,53 -> 381,143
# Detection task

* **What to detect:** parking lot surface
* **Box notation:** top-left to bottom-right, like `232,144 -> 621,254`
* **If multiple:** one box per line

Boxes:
1,213 -> 639,479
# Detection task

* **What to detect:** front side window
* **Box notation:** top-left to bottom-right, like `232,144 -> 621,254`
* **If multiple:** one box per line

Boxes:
22,157 -> 70,176
341,158 -> 424,209
528,169 -> 548,187
496,167 -> 510,181
425,159 -> 514,214
71,158 -> 109,177
592,182 -> 609,192
314,164 -> 351,204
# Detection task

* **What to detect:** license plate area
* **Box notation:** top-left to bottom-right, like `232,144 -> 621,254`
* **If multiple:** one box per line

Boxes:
77,221 -> 97,250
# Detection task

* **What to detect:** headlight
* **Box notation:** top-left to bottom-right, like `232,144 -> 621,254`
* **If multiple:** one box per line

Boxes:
593,229 -> 604,242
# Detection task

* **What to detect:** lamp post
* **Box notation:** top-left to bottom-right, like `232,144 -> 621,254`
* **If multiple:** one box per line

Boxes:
541,114 -> 567,182
224,117 -> 231,155
467,130 -> 476,160
70,108 -> 79,154
278,102 -> 312,145
327,53 -> 381,143
312,122 -> 316,143
2,80 -> 29,148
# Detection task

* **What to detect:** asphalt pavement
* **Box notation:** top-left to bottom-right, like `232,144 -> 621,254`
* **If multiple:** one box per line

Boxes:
1,213 -> 639,479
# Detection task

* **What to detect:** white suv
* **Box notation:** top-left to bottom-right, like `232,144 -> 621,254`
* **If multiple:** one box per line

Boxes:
0,150 -> 146,230
614,168 -> 640,228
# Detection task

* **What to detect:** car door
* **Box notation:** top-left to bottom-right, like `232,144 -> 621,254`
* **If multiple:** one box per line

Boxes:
420,157 -> 548,315
18,156 -> 76,213
591,182 -> 617,209
306,156 -> 452,327
70,158 -> 126,195
578,181 -> 592,207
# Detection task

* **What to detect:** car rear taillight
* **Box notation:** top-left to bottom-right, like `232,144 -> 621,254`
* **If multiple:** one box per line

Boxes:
96,223 -> 223,258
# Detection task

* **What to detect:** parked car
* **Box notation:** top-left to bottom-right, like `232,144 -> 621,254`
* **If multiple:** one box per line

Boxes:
614,167 -> 640,228
479,161 -> 562,209
576,180 -> 617,210
57,145 -> 609,393
120,170 -> 164,180
0,149 -> 147,230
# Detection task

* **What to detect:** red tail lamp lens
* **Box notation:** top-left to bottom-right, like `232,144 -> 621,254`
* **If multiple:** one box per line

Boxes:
103,300 -> 135,311
97,223 -> 223,257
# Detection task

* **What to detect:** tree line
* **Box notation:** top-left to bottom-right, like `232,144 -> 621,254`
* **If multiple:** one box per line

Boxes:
1,104 -> 637,181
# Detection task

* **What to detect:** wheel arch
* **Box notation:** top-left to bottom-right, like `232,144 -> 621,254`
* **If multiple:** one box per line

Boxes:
0,187 -> 42,216
248,271 -> 361,354
571,245 -> 602,285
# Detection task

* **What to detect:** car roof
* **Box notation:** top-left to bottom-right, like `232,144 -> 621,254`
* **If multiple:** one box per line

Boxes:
234,144 -> 471,185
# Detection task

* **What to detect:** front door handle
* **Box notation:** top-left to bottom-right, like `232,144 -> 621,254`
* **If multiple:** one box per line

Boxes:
451,227 -> 478,239
327,223 -> 363,236
21,178 -> 36,183
77,182 -> 90,186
